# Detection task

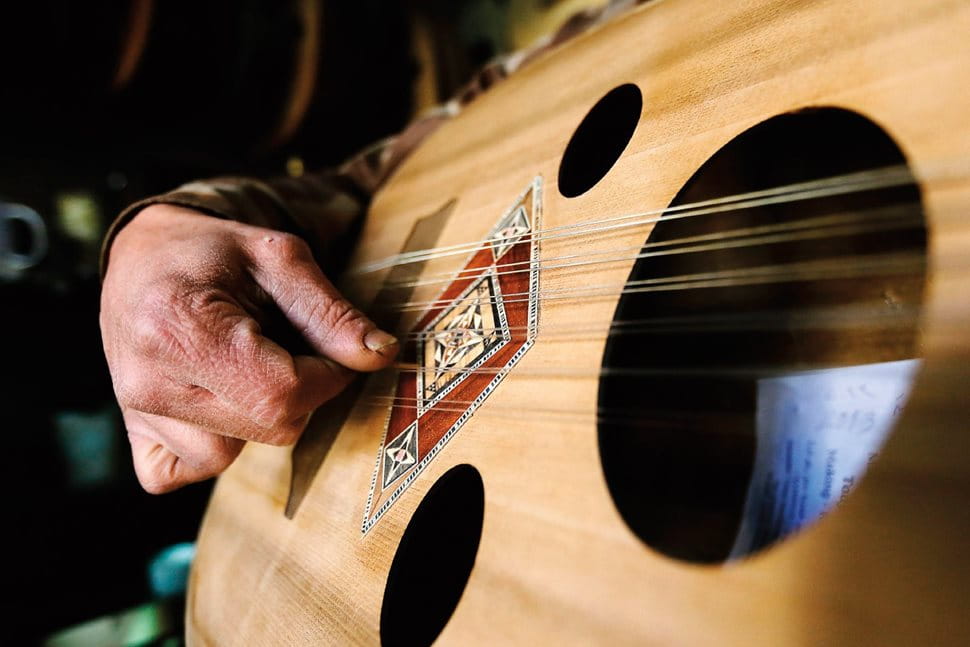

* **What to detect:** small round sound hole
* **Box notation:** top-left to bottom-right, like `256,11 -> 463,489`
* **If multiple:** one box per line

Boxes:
597,108 -> 927,563
558,83 -> 642,198
380,464 -> 484,647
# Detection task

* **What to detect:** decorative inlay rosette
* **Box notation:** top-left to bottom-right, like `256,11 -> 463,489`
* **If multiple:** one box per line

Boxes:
362,178 -> 542,533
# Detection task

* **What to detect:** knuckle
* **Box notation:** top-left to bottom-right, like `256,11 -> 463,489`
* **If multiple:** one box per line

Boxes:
128,286 -> 212,364
226,317 -> 262,364
116,372 -> 164,414
261,232 -> 311,264
129,307 -> 181,358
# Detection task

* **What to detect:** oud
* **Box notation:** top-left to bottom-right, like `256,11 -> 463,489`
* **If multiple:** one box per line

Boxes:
187,0 -> 970,644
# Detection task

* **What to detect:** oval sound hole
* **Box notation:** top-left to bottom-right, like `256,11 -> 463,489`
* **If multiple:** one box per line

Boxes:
558,83 -> 642,198
380,464 -> 484,647
597,108 -> 927,563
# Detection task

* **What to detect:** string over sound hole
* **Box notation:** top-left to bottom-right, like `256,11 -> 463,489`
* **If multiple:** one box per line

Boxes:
597,107 -> 927,563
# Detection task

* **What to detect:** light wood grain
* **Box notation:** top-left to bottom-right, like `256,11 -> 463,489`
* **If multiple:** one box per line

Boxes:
188,1 -> 970,644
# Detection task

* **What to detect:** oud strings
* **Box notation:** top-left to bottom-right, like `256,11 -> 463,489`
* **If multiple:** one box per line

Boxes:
347,163 -> 929,276
387,229 -> 923,312
377,203 -> 920,292
397,303 -> 921,342
385,253 -> 923,314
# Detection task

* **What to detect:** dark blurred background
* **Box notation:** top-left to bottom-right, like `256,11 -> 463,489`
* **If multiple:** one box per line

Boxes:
0,0 -> 598,643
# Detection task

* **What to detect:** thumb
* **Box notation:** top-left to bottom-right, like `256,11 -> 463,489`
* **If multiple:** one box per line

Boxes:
247,232 -> 398,371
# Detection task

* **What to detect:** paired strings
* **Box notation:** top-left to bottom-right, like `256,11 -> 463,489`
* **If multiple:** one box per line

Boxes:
389,222 -> 922,312
396,303 -> 920,343
348,164 -> 922,276
378,203 -> 918,295
336,163 -> 942,420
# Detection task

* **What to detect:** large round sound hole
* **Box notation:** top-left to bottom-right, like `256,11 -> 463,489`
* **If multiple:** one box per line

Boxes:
558,83 -> 642,198
380,464 -> 484,646
597,108 -> 927,563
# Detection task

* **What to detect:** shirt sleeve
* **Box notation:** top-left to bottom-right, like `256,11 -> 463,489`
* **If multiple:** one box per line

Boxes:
98,94 -> 468,278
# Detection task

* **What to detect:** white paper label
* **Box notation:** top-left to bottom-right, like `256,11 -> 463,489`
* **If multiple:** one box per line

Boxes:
728,359 -> 920,559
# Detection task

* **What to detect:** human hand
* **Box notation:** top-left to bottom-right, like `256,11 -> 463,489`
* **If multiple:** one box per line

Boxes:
100,205 -> 397,493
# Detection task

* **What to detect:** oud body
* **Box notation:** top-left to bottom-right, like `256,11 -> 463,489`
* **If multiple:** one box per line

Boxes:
188,0 -> 970,644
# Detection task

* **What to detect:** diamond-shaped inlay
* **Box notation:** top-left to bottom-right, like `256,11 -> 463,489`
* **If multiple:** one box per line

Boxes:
362,177 -> 542,534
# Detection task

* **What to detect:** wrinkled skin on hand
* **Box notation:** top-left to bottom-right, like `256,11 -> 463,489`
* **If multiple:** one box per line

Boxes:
99,205 -> 397,493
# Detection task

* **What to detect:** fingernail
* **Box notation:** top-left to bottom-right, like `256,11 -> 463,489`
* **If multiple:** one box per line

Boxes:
364,329 -> 399,354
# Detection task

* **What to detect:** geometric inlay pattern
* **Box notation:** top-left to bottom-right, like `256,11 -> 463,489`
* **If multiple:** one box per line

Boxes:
362,177 -> 543,533
417,270 -> 510,416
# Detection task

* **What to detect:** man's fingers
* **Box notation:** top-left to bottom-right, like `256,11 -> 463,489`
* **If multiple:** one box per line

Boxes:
122,292 -> 356,441
124,409 -> 245,493
118,351 -> 352,445
246,232 -> 398,371
188,321 -> 357,439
